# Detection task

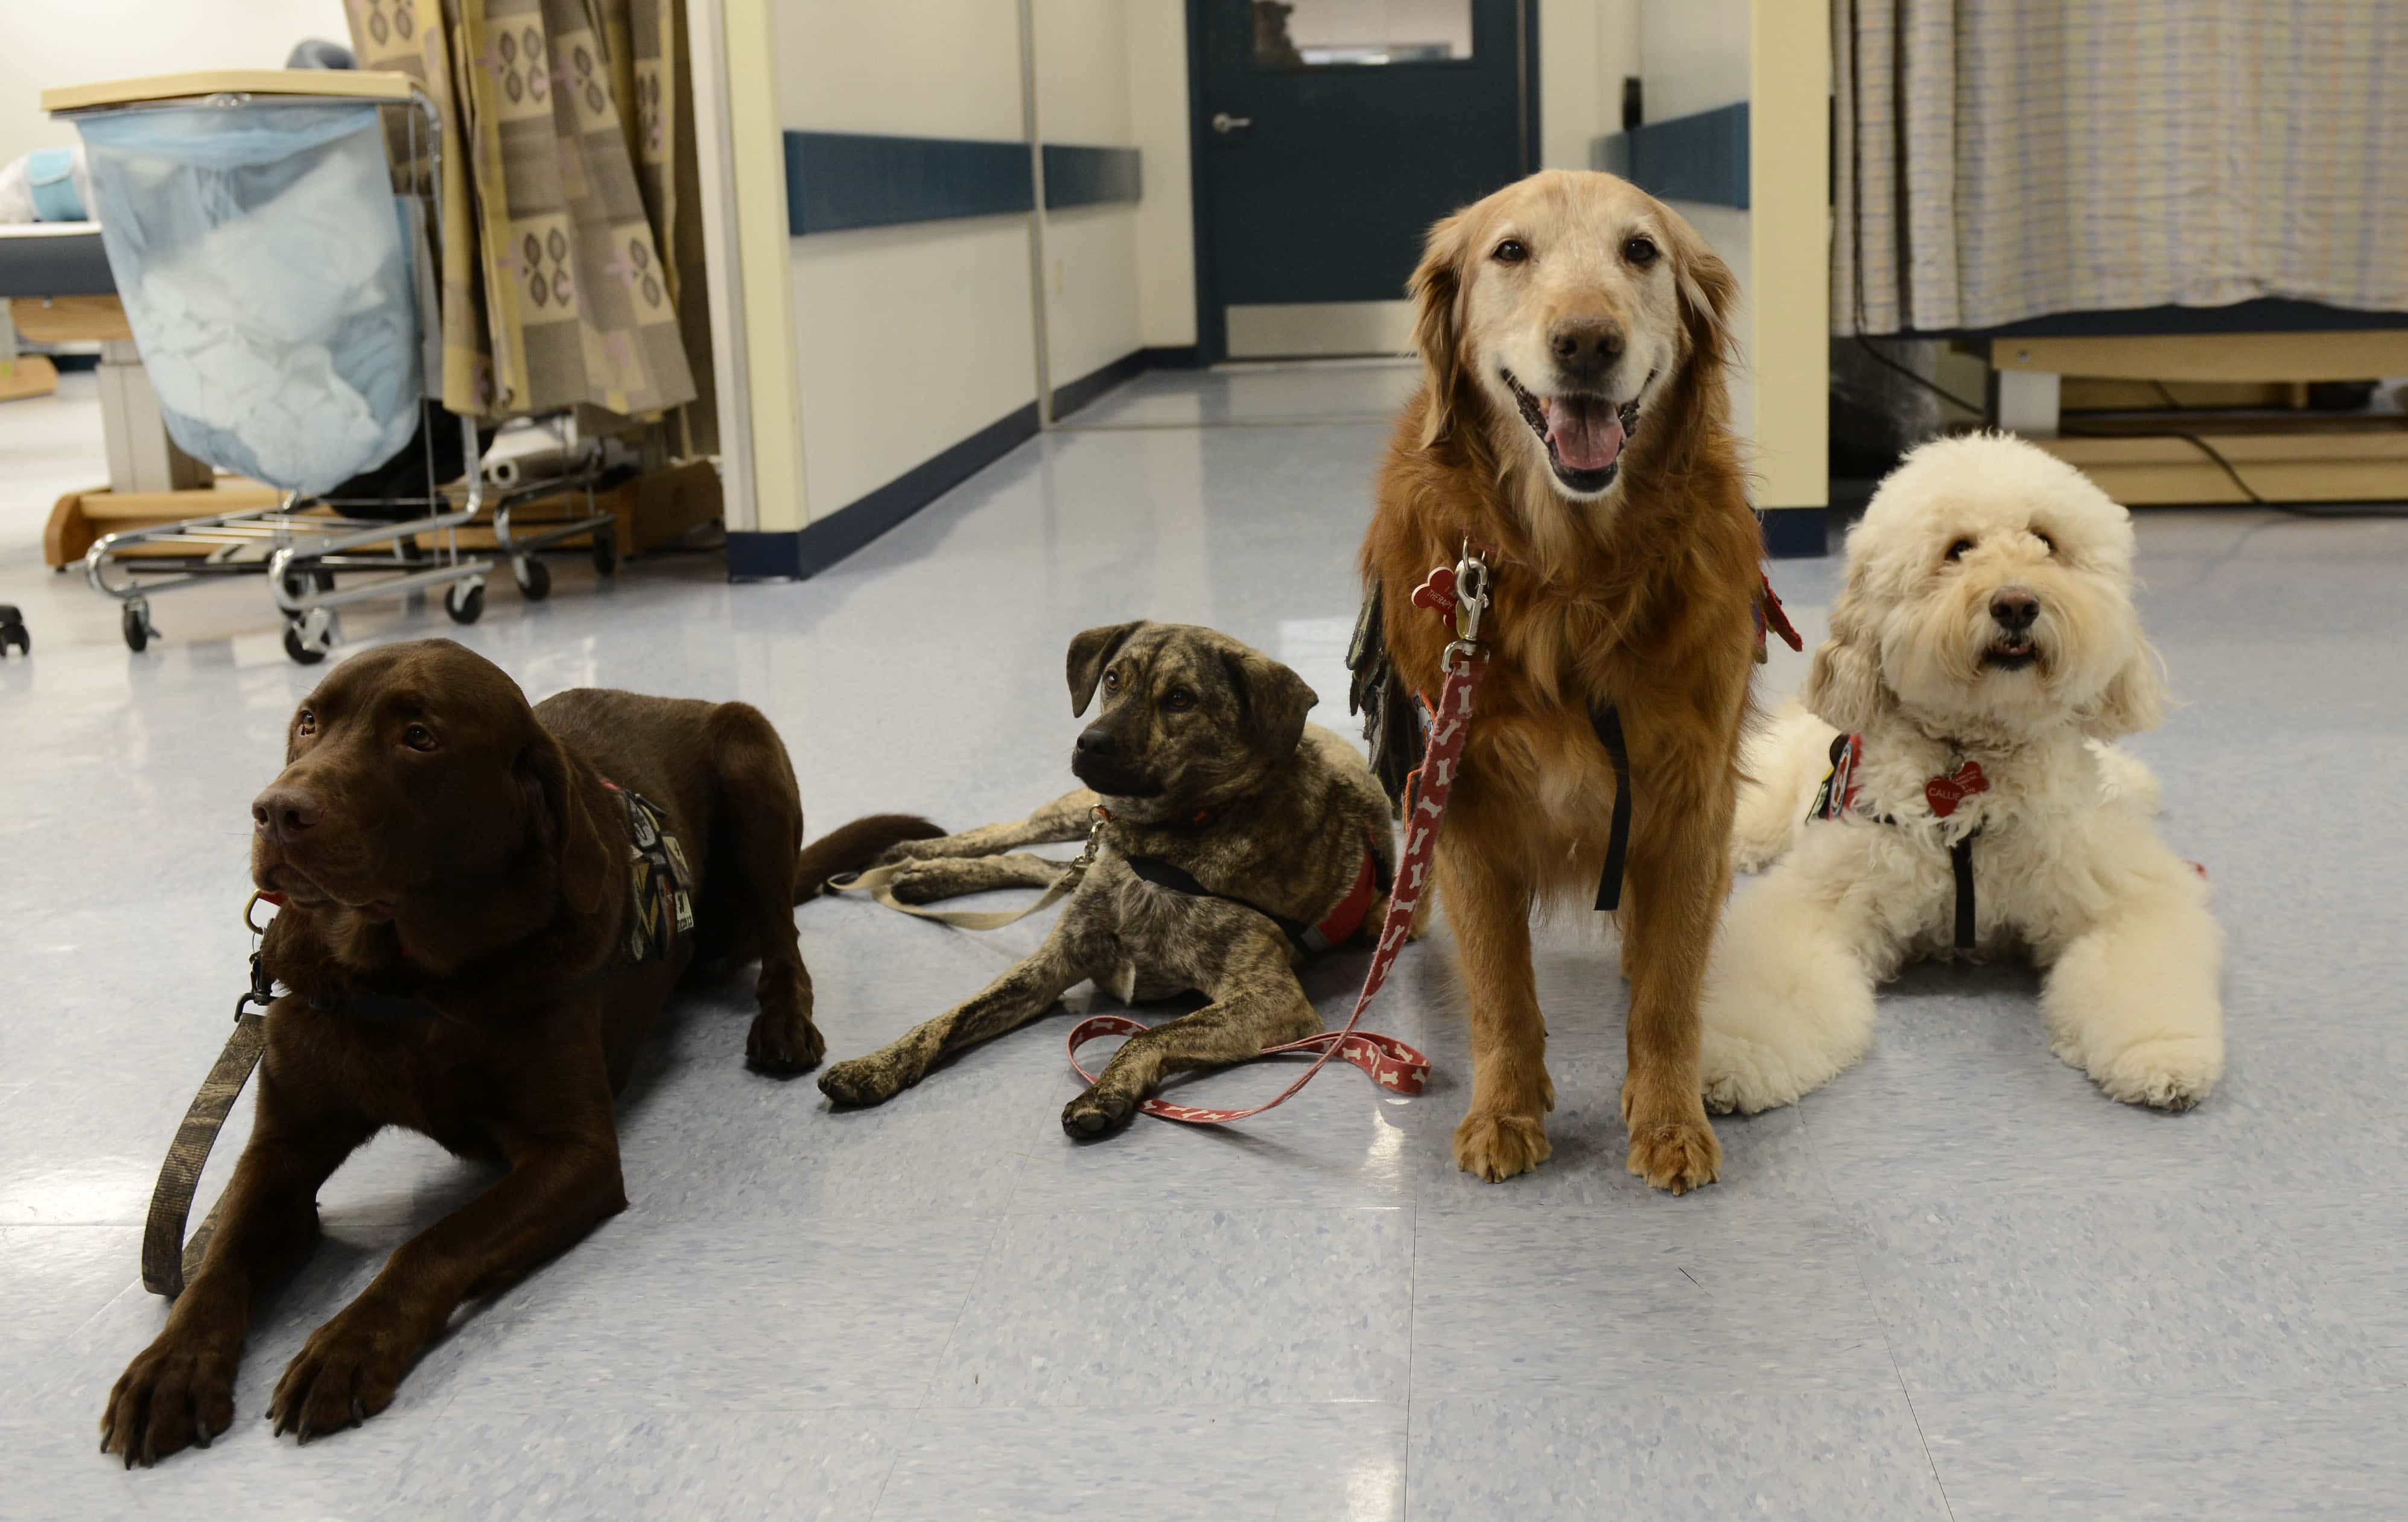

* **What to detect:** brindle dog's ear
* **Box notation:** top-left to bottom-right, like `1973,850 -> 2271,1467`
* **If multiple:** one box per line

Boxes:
1067,621 -> 1146,717
1409,209 -> 1473,449
520,734 -> 611,916
1220,647 -> 1319,759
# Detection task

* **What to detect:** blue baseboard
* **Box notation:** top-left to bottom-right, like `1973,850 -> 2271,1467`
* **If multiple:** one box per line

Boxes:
1760,506 -> 1829,560
1052,349 -> 1148,420
727,402 -> 1041,582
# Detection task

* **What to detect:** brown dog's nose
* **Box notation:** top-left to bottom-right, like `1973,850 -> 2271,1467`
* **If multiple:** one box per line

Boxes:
1990,588 -> 2041,632
1549,318 -> 1625,378
252,785 -> 323,842
1075,728 -> 1118,762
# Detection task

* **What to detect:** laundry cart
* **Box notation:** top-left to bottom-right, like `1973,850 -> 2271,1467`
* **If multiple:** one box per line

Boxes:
46,71 -> 603,664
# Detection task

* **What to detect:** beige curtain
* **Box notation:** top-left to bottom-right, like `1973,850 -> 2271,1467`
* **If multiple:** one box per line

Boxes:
345,0 -> 707,428
1835,1 -> 2408,335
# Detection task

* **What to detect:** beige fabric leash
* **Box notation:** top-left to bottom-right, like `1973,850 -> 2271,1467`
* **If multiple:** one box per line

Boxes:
825,808 -> 1106,931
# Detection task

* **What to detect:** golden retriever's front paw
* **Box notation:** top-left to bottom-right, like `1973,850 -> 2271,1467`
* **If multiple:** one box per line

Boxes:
2093,1035 -> 2222,1111
1452,1110 -> 1551,1182
1625,1117 -> 1722,1194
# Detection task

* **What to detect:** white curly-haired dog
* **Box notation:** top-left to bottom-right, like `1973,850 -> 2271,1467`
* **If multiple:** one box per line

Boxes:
1698,434 -> 2223,1114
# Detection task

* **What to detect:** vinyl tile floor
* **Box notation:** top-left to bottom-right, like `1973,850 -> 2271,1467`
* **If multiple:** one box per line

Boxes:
4,363 -> 2406,1520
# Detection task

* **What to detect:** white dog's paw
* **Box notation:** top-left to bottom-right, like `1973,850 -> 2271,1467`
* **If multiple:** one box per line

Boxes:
2091,1035 -> 2222,1111
1698,1028 -> 1806,1116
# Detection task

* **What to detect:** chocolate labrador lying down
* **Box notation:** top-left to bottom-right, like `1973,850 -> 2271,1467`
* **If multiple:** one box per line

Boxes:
101,639 -> 933,1465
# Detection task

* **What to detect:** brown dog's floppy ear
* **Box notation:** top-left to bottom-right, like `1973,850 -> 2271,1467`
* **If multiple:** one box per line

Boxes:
521,734 -> 611,916
1067,621 -> 1145,717
2084,629 -> 2170,740
1659,203 -> 1739,368
1409,209 -> 1473,449
1802,566 -> 1888,735
1219,647 -> 1319,759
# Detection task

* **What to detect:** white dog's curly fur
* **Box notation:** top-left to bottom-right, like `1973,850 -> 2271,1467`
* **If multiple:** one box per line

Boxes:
1699,434 -> 2224,1113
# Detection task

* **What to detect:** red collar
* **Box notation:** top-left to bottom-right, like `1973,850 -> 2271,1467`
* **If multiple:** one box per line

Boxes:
1304,834 -> 1386,953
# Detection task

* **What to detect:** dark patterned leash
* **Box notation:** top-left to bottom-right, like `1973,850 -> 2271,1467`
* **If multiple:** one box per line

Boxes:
1066,547 -> 1495,1124
141,892 -> 280,1298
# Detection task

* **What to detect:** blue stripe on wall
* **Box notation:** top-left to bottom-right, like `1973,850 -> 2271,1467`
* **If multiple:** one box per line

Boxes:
1043,144 -> 1142,210
785,132 -> 1034,235
784,134 -> 1146,234
1594,101 -> 1750,210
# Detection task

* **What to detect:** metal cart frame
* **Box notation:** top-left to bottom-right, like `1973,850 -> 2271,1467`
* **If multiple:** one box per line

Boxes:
55,75 -> 614,664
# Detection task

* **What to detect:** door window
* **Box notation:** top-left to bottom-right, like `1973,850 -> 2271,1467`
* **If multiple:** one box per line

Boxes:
1251,0 -> 1474,70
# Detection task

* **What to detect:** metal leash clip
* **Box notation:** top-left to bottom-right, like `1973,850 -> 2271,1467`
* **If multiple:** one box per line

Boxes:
1443,545 -> 1492,671
238,890 -> 277,1019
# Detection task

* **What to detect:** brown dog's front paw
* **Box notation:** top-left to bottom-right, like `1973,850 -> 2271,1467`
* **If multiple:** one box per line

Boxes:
1625,1117 -> 1722,1194
268,1308 -> 416,1445
1452,1110 -> 1551,1181
1061,1086 -> 1137,1139
817,1054 -> 910,1107
100,1327 -> 240,1467
746,1008 -> 827,1075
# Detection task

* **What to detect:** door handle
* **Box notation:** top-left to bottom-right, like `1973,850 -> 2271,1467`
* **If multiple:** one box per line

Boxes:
1211,112 -> 1253,135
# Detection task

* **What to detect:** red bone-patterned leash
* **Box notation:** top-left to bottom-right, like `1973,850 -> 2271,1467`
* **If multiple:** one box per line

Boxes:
1066,546 -> 1495,1123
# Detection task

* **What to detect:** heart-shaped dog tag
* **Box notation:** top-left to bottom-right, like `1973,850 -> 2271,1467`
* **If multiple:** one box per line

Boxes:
1926,761 -> 1989,818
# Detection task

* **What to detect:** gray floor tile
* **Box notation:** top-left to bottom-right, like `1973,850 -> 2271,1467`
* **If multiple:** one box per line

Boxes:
385,1399 -> 910,1521
1406,1390 -> 1949,1522
1410,1200 -> 1896,1396
931,1207 -> 1413,1408
1847,1187 -> 2383,1398
1920,1386 -> 2408,1520
462,1214 -> 1002,1411
875,1403 -> 1407,1521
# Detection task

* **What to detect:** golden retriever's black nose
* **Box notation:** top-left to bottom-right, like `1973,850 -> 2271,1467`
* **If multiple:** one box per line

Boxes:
252,786 -> 323,841
1990,588 -> 2040,632
1549,318 -> 1625,380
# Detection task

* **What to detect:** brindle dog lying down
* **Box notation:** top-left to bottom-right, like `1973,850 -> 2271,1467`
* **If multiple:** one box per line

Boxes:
100,639 -> 935,1465
816,621 -> 1398,1135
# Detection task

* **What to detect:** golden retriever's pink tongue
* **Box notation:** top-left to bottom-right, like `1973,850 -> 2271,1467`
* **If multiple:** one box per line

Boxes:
1542,396 -> 1625,471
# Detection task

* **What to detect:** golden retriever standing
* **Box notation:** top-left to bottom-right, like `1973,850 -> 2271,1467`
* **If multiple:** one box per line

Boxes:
1351,170 -> 1759,1190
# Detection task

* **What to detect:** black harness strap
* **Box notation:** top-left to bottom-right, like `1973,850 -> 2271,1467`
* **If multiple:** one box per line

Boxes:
1124,854 -> 1315,951
1952,830 -> 1980,953
1589,703 -> 1634,912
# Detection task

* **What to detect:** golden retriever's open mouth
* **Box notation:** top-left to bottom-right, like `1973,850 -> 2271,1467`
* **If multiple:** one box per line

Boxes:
1501,368 -> 1642,493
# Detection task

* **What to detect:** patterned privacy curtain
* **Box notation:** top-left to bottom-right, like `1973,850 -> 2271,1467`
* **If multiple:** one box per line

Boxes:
345,0 -> 703,426
1834,1 -> 2408,335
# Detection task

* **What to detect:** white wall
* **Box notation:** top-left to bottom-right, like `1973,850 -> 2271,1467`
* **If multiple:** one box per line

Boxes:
1540,0 -> 1639,171
1126,1 -> 1196,348
774,0 -> 1025,140
775,0 -> 1038,519
1638,0 -> 1749,119
1,0 -> 349,170
1035,0 -> 1144,388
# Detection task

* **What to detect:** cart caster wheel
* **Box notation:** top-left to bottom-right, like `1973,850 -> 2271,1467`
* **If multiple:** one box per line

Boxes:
590,527 -> 618,576
446,580 -> 486,625
279,569 -> 337,601
514,556 -> 551,601
121,601 -> 157,653
282,623 -> 328,665
0,604 -> 28,656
